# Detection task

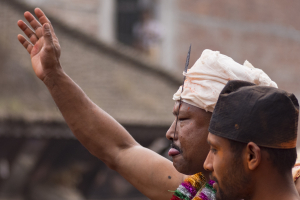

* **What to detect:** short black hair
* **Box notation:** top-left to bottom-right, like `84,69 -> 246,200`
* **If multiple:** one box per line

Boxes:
229,139 -> 297,173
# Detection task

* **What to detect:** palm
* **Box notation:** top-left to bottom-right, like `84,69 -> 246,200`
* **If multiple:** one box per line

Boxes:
30,36 -> 61,80
30,38 -> 45,79
17,8 -> 61,81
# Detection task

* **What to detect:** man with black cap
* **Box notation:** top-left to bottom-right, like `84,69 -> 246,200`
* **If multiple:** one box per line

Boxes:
204,80 -> 300,200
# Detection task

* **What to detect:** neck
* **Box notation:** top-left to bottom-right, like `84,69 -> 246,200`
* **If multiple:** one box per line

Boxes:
248,170 -> 299,200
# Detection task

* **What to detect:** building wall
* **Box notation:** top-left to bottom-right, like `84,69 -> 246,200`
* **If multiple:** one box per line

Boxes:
175,0 -> 300,145
176,0 -> 300,97
20,0 -> 100,38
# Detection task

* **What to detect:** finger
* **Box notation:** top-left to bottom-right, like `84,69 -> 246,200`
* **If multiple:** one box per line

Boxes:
35,8 -> 58,38
17,20 -> 39,45
24,11 -> 43,38
18,34 -> 33,54
34,8 -> 51,26
42,23 -> 54,51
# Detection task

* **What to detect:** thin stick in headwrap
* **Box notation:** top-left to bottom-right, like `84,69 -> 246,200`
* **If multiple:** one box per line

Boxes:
173,45 -> 191,144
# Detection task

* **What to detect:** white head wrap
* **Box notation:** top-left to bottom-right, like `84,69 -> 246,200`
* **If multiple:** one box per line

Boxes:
173,49 -> 278,112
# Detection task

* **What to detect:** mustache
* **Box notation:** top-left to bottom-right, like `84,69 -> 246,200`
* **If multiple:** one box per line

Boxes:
209,173 -> 219,184
170,142 -> 182,153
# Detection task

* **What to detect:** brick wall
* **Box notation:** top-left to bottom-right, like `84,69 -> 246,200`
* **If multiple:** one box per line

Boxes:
20,0 -> 100,38
176,0 -> 300,96
175,0 -> 300,145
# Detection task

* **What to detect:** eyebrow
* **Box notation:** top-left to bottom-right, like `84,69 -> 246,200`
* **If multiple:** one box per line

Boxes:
173,106 -> 187,116
173,109 -> 179,116
207,136 -> 221,148
207,139 -> 211,145
207,139 -> 215,147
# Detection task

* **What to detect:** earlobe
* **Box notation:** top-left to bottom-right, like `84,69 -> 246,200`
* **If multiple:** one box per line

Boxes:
246,142 -> 261,170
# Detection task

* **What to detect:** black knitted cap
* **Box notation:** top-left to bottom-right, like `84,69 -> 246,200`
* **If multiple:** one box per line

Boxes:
209,80 -> 299,149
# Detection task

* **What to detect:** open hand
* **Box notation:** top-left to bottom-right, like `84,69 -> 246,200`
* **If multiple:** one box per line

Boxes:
17,8 -> 61,81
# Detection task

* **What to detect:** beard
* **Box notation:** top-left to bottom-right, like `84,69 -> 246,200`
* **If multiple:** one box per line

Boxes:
213,158 -> 252,200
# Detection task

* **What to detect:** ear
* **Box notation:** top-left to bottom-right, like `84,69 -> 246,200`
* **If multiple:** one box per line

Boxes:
246,142 -> 261,170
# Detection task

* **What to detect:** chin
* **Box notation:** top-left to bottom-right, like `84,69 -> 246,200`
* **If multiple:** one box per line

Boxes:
173,161 -> 206,176
173,165 -> 190,175
172,161 -> 195,175
172,160 -> 187,175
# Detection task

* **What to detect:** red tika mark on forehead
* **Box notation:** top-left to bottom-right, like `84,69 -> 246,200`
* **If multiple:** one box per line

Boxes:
187,107 -> 190,111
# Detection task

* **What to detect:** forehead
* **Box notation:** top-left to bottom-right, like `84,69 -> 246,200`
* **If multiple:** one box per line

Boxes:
207,133 -> 231,149
173,101 -> 199,113
173,101 -> 211,117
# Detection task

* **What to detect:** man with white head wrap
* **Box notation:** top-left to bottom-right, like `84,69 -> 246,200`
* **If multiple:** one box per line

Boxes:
168,49 -> 278,200
170,50 -> 300,200
17,9 -> 299,200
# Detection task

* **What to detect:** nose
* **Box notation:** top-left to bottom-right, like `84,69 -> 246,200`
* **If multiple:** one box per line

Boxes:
203,151 -> 213,172
166,119 -> 178,141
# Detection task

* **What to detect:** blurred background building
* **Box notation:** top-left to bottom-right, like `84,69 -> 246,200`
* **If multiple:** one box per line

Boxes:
1,0 -> 300,199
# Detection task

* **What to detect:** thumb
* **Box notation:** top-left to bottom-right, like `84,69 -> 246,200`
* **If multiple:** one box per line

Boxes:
42,23 -> 53,49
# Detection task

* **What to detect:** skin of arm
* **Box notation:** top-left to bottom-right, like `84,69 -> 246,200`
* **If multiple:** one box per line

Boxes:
17,8 -> 185,200
296,179 -> 300,196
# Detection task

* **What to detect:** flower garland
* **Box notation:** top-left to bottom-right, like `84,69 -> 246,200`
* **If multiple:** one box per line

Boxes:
170,172 -> 216,200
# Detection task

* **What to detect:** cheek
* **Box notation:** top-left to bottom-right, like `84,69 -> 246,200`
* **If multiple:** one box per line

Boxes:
180,125 -> 209,149
214,155 -> 227,174
181,120 -> 196,131
180,122 -> 193,128
180,122 -> 184,128
177,124 -> 194,144
178,122 -> 209,147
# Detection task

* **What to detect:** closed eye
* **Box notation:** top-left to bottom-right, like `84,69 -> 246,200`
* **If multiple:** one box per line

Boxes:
179,118 -> 189,121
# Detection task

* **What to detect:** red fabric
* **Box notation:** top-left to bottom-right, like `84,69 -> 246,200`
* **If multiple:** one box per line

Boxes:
170,195 -> 182,200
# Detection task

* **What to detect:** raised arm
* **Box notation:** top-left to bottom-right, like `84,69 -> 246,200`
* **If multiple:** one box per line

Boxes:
17,8 -> 184,200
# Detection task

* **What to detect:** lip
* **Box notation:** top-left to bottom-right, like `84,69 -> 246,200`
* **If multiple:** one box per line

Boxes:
168,148 -> 181,157
213,182 -> 217,190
